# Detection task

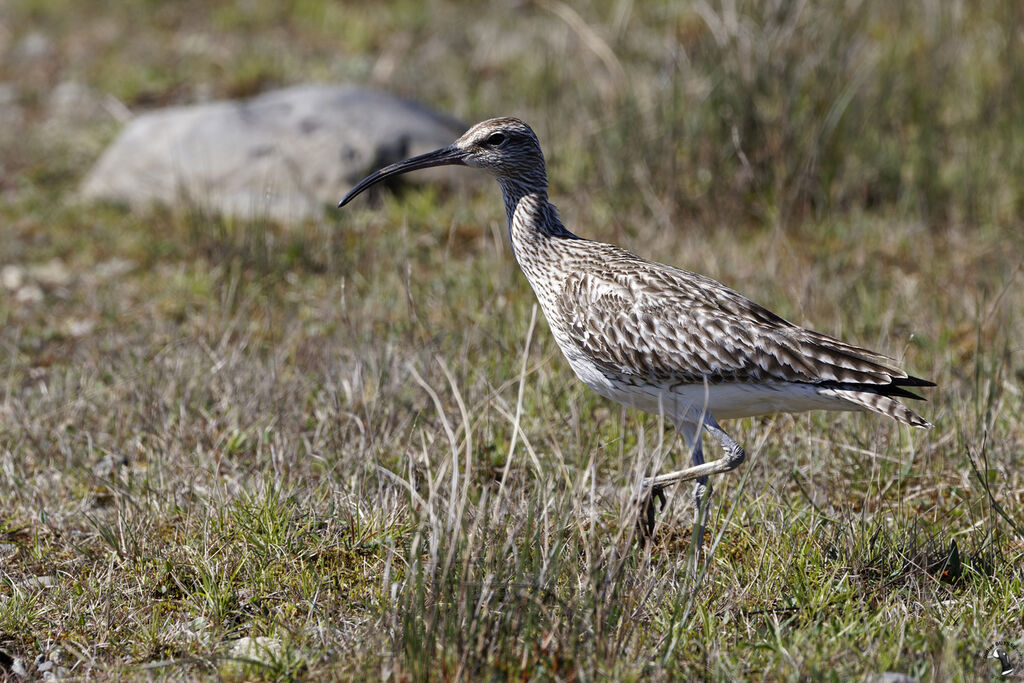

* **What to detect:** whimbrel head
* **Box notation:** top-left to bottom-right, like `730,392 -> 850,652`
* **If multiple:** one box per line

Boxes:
338,117 -> 546,207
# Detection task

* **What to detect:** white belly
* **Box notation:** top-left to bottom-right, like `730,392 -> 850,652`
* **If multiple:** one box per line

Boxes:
560,349 -> 857,425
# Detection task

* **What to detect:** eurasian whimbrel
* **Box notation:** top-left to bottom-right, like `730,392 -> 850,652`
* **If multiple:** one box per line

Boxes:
339,117 -> 934,545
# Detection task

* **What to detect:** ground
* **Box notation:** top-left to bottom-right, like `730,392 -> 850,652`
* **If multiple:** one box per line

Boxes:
1,1 -> 1023,680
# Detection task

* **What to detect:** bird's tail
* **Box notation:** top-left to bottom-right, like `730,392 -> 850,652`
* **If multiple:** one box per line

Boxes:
821,387 -> 933,428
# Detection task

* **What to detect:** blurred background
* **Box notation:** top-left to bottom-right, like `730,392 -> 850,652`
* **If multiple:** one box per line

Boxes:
2,0 -> 1023,225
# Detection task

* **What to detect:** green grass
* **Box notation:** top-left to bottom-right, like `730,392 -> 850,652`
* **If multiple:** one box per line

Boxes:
2,0 -> 1024,680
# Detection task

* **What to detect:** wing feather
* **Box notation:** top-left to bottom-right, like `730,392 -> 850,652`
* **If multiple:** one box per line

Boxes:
555,247 -> 927,392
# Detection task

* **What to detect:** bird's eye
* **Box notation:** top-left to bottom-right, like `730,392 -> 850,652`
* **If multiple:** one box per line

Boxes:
486,132 -> 507,146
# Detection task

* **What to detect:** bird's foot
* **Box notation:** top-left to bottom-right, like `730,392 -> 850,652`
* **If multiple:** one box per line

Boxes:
636,480 -> 668,540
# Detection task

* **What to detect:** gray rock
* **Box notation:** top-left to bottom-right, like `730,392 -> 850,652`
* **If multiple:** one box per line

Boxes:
11,657 -> 28,679
80,84 -> 466,221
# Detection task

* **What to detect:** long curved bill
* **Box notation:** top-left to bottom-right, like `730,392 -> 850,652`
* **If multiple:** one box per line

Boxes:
338,145 -> 467,207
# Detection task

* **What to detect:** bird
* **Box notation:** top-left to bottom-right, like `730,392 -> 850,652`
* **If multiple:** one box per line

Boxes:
338,117 -> 934,547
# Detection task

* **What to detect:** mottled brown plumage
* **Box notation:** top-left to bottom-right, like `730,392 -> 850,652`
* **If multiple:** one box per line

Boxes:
339,117 -> 935,544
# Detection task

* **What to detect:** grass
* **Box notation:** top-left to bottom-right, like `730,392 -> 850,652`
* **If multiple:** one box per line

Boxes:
2,0 -> 1024,679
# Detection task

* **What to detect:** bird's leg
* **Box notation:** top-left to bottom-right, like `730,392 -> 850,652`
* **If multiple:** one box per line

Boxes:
637,422 -> 702,539
642,414 -> 746,489
691,438 -> 711,552
640,415 -> 745,543
637,483 -> 667,539
701,415 -> 745,464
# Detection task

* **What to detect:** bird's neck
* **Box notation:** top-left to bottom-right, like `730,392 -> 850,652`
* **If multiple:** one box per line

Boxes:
498,177 -> 578,246
496,177 -> 581,336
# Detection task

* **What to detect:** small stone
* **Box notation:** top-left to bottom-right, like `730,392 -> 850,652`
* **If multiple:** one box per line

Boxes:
227,636 -> 282,664
1,264 -> 24,290
16,576 -> 56,591
11,657 -> 28,679
65,318 -> 95,338
28,259 -> 72,287
14,284 -> 44,304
